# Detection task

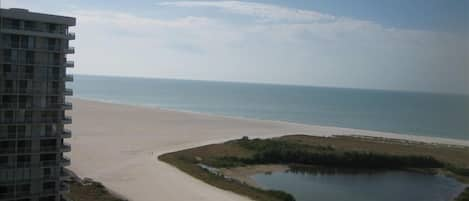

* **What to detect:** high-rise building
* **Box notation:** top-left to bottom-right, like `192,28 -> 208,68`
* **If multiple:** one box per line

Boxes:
0,8 -> 75,201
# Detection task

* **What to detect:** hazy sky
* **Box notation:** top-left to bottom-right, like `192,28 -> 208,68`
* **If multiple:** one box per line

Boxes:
3,0 -> 469,94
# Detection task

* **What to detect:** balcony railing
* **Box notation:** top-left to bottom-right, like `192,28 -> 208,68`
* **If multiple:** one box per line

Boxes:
63,116 -> 72,124
63,129 -> 72,138
65,61 -> 74,68
43,187 -> 57,194
61,156 -> 71,166
65,47 -> 75,54
64,88 -> 73,96
0,147 -> 32,154
0,72 -> 17,79
60,168 -> 71,180
0,103 -> 18,108
61,142 -> 71,152
60,183 -> 70,193
65,74 -> 74,82
41,160 -> 58,167
0,88 -> 68,95
2,23 -> 70,36
0,133 -> 17,139
0,117 -> 69,124
17,147 -> 32,153
0,72 -> 65,80
0,192 -> 15,199
0,148 -> 16,154
63,102 -> 73,110
40,146 -> 58,152
0,102 -> 73,110
67,32 -> 76,40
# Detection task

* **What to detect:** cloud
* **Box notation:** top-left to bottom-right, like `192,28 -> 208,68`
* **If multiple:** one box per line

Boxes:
159,1 -> 336,22
4,0 -> 466,94
67,6 -> 468,94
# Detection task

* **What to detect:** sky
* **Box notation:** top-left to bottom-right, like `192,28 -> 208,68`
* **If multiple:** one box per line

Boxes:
2,0 -> 469,94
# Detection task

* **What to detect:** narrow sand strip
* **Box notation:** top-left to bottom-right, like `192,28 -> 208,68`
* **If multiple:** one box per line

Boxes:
68,98 -> 469,201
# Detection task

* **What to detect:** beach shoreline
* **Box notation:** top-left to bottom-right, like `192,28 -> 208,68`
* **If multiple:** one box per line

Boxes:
71,97 -> 469,146
68,97 -> 469,201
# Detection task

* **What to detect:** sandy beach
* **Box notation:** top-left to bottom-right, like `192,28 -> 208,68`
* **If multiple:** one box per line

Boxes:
68,98 -> 469,201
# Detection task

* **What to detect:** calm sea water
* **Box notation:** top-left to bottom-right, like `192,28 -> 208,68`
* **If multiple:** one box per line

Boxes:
251,170 -> 466,201
70,75 -> 469,140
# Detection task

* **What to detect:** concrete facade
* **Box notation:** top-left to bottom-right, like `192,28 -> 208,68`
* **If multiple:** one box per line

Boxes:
0,8 -> 75,201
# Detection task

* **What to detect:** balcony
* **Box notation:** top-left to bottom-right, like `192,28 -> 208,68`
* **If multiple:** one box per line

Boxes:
64,88 -> 73,96
0,192 -> 15,199
63,116 -> 72,124
40,146 -> 58,152
61,142 -> 71,152
63,102 -> 73,110
1,72 -> 17,79
18,72 -> 34,79
17,147 -> 32,153
65,61 -> 74,68
60,183 -> 70,193
60,168 -> 72,180
0,88 -> 15,93
15,191 -> 32,197
63,129 -> 72,138
65,74 -> 74,82
61,156 -> 71,166
66,32 -> 76,40
41,160 -> 58,167
0,133 -> 16,139
0,102 -> 18,109
65,46 -> 75,54
42,187 -> 56,194
0,148 -> 15,154
0,117 -> 67,124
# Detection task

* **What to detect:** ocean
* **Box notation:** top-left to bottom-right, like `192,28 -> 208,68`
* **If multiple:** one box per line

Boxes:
69,74 -> 469,140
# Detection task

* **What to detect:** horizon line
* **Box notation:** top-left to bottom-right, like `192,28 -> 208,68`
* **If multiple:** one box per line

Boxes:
72,73 -> 469,96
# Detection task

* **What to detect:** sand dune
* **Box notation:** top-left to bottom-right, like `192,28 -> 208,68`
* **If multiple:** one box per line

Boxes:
68,98 -> 469,201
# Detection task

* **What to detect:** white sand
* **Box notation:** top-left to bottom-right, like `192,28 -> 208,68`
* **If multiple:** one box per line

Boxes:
68,98 -> 469,201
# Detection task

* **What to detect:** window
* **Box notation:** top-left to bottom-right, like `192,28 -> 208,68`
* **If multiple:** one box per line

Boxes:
21,36 -> 28,49
24,21 -> 35,31
48,23 -> 58,33
5,80 -> 13,88
39,196 -> 56,201
16,155 -> 31,168
10,35 -> 19,48
25,51 -> 34,64
19,80 -> 28,89
16,183 -> 30,194
2,64 -> 11,73
0,156 -> 8,167
40,153 -> 56,162
47,38 -> 56,51
7,126 -> 16,134
43,168 -> 52,177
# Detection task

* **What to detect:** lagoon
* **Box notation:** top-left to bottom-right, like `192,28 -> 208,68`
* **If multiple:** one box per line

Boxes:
251,169 -> 465,201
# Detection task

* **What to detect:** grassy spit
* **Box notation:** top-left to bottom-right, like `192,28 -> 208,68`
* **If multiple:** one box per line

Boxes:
159,135 -> 469,201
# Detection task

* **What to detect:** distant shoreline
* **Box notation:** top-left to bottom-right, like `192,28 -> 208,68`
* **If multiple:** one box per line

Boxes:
71,97 -> 469,147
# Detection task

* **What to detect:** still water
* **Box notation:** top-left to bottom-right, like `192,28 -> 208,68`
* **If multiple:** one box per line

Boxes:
251,169 -> 465,201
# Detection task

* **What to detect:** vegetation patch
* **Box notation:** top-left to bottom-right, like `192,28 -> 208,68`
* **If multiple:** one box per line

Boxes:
66,178 -> 128,201
455,187 -> 469,201
159,135 -> 469,201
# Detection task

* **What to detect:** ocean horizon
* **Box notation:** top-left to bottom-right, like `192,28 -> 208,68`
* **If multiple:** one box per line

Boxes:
70,74 -> 469,141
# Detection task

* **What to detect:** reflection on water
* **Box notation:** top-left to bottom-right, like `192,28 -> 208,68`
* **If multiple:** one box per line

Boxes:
251,167 -> 465,201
